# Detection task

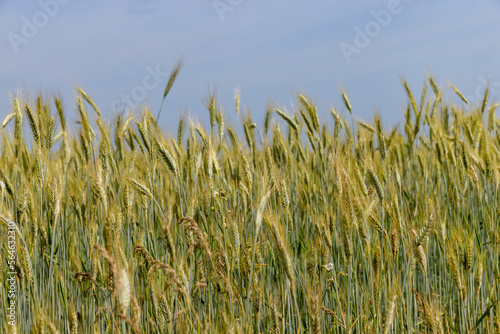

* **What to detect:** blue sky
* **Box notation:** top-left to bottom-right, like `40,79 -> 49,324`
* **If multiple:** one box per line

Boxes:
1,0 -> 499,132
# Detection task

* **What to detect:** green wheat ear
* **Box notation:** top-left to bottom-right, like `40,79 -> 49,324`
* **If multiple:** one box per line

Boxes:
449,84 -> 470,106
340,87 -> 352,115
156,58 -> 183,122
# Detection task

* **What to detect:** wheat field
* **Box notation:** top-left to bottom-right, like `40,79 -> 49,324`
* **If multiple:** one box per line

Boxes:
0,76 -> 499,333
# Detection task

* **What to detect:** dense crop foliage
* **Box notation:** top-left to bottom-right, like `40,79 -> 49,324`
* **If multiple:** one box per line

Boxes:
0,78 -> 499,333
